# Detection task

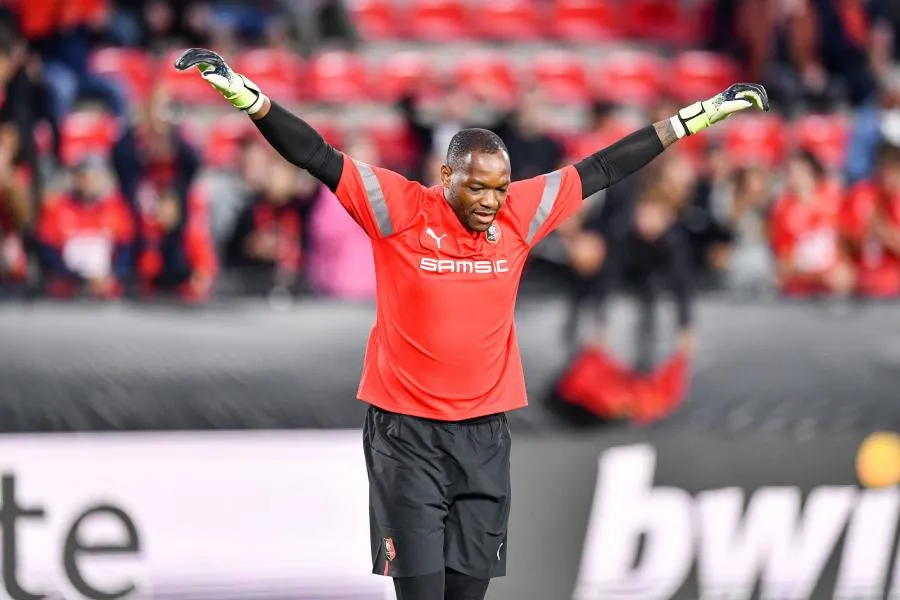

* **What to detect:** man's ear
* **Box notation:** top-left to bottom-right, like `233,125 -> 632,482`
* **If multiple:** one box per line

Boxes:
440,164 -> 452,188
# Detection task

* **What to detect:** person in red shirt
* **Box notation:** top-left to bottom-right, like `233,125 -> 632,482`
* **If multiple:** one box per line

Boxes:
841,141 -> 900,297
36,154 -> 134,299
769,149 -> 854,296
177,48 -> 768,600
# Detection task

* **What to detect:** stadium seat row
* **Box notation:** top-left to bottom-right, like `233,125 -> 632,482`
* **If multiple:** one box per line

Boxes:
44,109 -> 851,174
89,47 -> 742,107
349,0 -> 702,44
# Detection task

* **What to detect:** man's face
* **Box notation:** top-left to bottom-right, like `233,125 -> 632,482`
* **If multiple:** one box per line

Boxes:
441,150 -> 511,232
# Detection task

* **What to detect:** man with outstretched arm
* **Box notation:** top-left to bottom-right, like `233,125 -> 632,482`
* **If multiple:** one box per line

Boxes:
175,48 -> 768,600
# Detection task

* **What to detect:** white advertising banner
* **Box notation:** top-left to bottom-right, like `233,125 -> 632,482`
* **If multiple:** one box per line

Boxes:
0,431 -> 393,600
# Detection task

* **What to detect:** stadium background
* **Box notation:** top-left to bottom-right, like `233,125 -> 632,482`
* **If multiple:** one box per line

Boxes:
1,0 -> 900,599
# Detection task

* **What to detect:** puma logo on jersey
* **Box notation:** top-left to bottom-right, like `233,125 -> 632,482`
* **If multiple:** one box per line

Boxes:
425,227 -> 447,249
419,257 -> 509,274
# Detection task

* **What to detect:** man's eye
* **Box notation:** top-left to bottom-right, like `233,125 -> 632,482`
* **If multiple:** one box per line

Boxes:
469,186 -> 482,192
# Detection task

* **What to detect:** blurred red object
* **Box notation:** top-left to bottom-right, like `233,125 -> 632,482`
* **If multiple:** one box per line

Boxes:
594,51 -> 665,108
60,111 -> 118,166
233,49 -> 304,103
163,50 -> 222,104
557,345 -> 690,423
374,51 -> 436,102
407,0 -> 469,40
204,113 -> 254,169
721,114 -> 788,168
565,117 -> 641,161
549,0 -> 622,42
473,0 -> 544,41
667,51 -> 739,103
365,121 -> 416,171
348,0 -> 399,40
307,51 -> 370,103
453,53 -> 519,107
88,47 -> 153,102
624,0 -> 693,45
528,51 -> 590,105
794,114 -> 850,171
557,346 -> 634,419
305,118 -> 344,150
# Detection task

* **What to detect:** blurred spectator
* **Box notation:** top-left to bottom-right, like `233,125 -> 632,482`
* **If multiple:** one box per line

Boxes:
565,153 -> 697,370
135,182 -> 216,303
225,145 -> 307,297
15,0 -> 128,121
841,140 -> 900,297
682,143 -> 735,288
0,124 -> 31,292
36,154 -> 134,299
0,19 -> 59,193
112,87 -> 200,218
305,137 -> 376,300
846,68 -> 900,183
723,165 -> 777,293
770,149 -> 854,295
493,88 -> 565,181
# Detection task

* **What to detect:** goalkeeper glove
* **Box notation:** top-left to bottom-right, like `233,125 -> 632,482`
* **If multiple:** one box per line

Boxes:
173,48 -> 268,115
671,83 -> 769,139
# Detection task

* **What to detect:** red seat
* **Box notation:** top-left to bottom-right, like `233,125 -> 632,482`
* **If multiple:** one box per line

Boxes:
233,49 -> 304,103
594,51 -> 665,108
204,114 -> 254,168
722,115 -> 788,168
794,114 -> 849,171
624,0 -> 693,45
474,0 -> 544,41
88,47 -> 153,103
348,0 -> 399,40
307,51 -> 369,103
668,51 -> 740,103
163,50 -> 222,104
408,0 -> 469,41
453,53 -> 519,107
549,0 -> 621,42
374,51 -> 436,102
60,112 -> 119,166
528,51 -> 590,105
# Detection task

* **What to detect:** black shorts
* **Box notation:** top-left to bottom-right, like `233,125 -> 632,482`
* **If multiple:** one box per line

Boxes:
363,404 -> 511,580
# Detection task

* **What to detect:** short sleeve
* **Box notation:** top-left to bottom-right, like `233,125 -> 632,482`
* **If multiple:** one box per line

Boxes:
507,165 -> 583,247
334,154 -> 424,239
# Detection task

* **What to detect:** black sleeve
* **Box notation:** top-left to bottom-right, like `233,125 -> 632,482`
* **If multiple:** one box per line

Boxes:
252,102 -> 344,193
574,125 -> 665,199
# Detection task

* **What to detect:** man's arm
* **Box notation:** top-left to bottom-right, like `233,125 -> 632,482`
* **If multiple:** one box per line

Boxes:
173,49 -> 344,193
576,83 -> 769,198
249,97 -> 344,193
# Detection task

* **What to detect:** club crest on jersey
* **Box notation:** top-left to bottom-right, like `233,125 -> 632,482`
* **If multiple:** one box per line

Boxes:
486,222 -> 501,244
384,537 -> 397,561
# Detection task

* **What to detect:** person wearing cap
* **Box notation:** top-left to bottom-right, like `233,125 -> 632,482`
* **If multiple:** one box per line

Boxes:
36,153 -> 135,299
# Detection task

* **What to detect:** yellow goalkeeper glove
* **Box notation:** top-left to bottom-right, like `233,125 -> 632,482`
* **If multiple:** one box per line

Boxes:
174,48 -> 268,115
671,83 -> 769,138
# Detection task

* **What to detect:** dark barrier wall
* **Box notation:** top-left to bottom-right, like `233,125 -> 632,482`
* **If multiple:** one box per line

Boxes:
1,298 -> 899,434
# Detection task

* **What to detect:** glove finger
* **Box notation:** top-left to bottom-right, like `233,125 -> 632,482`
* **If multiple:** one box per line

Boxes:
735,91 -> 761,108
202,72 -> 231,92
175,48 -> 225,71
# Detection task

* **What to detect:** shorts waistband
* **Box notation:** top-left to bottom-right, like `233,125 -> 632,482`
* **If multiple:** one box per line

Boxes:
370,405 -> 505,426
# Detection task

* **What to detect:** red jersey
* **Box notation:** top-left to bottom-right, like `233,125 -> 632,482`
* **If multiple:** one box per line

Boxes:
334,156 -> 583,420
770,184 -> 842,277
841,182 -> 900,296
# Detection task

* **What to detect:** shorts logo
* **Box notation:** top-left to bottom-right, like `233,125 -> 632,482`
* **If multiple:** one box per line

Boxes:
486,222 -> 501,244
384,537 -> 397,562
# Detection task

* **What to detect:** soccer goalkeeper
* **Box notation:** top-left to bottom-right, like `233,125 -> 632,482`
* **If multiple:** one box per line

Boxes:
175,48 -> 768,600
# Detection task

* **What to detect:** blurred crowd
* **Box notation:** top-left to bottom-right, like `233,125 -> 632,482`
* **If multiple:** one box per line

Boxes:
0,0 -> 900,314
